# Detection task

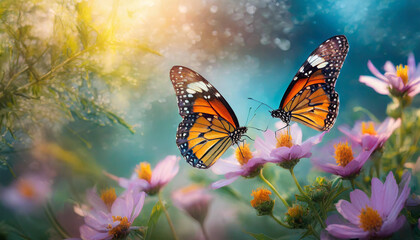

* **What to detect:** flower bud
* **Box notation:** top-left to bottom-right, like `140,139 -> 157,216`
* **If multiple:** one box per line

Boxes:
250,188 -> 274,216
304,177 -> 331,202
285,204 -> 310,229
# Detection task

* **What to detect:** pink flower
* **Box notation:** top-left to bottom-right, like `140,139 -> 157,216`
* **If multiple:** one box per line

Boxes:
171,184 -> 212,224
79,189 -> 146,240
1,174 -> 52,213
338,118 -> 401,151
210,144 -> 266,189
106,155 -> 179,195
359,54 -> 420,97
325,171 -> 411,239
311,139 -> 378,178
255,123 -> 324,169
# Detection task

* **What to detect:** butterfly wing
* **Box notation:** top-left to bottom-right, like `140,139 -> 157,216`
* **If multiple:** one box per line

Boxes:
170,66 -> 242,168
170,66 -> 240,128
279,35 -> 349,131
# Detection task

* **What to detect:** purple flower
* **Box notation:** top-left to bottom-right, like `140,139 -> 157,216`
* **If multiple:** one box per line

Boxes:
79,189 -> 146,240
106,155 -> 179,195
171,184 -> 212,224
210,143 -> 266,189
325,171 -> 411,239
1,174 -> 52,213
311,139 -> 378,178
255,123 -> 325,169
359,54 -> 420,97
338,118 -> 401,151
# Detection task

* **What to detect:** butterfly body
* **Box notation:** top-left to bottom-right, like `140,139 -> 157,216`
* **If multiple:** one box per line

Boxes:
273,35 -> 349,131
170,66 -> 247,169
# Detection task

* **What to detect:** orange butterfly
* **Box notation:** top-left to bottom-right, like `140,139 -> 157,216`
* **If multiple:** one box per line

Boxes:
169,66 -> 247,169
271,35 -> 349,131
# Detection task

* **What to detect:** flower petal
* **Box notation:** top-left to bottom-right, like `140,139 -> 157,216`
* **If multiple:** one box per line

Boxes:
326,224 -> 368,239
368,60 -> 388,81
370,177 -> 384,213
359,76 -> 389,95
387,172 -> 411,222
336,200 -> 360,225
378,215 -> 406,237
381,171 -> 399,217
131,191 -> 146,221
384,61 -> 396,73
350,189 -> 370,212
150,155 -> 179,188
408,53 -> 416,79
211,154 -> 241,175
290,123 -> 302,145
210,176 -> 240,189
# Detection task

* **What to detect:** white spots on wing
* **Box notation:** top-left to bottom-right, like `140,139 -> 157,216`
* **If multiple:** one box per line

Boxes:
317,62 -> 328,69
178,67 -> 183,70
215,93 -> 221,97
187,81 -> 209,93
308,55 -> 325,67
293,76 -> 298,81
186,88 -> 196,94
299,66 -> 304,72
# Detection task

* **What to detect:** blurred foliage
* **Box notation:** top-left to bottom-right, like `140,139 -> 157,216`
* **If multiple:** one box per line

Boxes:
0,0 -> 159,167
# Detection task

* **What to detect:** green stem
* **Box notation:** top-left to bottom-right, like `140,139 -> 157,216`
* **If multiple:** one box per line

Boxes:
349,179 -> 356,190
289,168 -> 326,229
259,168 -> 289,208
158,192 -> 179,240
308,225 -> 321,240
269,213 -> 292,229
199,222 -> 210,240
44,203 -> 70,239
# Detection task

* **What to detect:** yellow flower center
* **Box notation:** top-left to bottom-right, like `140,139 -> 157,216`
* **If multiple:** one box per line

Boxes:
396,64 -> 409,85
359,206 -> 383,232
286,204 -> 304,218
334,141 -> 354,167
361,122 -> 377,135
17,179 -> 35,199
135,162 -> 152,182
250,188 -> 272,208
180,184 -> 201,194
100,188 -> 117,210
235,144 -> 253,165
108,216 -> 131,238
276,131 -> 293,148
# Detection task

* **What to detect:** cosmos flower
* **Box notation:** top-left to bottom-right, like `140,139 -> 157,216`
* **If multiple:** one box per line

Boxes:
79,189 -> 146,240
325,171 -> 411,239
105,155 -> 179,195
171,184 -> 212,224
1,174 -> 52,213
359,53 -> 420,97
311,139 -> 378,178
338,118 -> 401,151
254,123 -> 325,169
210,143 -> 266,189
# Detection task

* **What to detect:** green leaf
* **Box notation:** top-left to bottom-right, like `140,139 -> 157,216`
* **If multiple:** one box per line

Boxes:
145,201 -> 164,240
246,232 -> 275,240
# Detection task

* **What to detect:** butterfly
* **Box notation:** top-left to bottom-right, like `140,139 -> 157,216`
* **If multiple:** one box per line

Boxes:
271,35 -> 349,131
169,66 -> 247,169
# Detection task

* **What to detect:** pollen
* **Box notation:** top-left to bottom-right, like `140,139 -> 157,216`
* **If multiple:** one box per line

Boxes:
359,206 -> 383,232
286,204 -> 304,218
334,141 -> 354,167
108,216 -> 131,238
135,162 -> 152,182
235,144 -> 253,165
361,122 -> 377,135
396,64 -> 409,85
276,131 -> 293,148
250,188 -> 272,208
17,179 -> 35,199
100,188 -> 117,210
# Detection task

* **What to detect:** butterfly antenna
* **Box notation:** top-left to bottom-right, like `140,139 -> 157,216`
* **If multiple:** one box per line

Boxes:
248,97 -> 274,110
247,126 -> 268,133
243,134 -> 255,141
274,123 -> 289,138
245,106 -> 253,126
